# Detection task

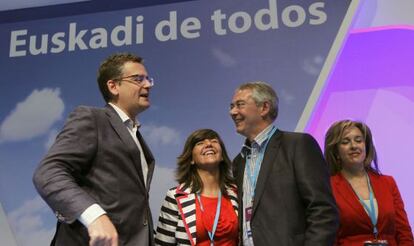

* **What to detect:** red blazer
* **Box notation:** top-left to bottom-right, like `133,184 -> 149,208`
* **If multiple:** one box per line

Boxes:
331,172 -> 414,246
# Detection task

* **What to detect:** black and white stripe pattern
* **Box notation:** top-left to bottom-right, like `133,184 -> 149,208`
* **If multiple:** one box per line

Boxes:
155,184 -> 238,246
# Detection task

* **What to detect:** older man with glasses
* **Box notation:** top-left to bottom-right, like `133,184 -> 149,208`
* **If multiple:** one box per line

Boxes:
229,81 -> 339,246
33,53 -> 155,246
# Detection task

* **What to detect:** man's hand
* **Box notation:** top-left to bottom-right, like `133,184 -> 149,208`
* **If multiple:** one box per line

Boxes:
87,214 -> 118,246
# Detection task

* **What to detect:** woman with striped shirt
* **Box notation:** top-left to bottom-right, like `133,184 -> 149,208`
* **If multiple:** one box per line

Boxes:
155,129 -> 238,246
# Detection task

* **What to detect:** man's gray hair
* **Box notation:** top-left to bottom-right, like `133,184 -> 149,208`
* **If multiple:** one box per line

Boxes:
236,81 -> 279,121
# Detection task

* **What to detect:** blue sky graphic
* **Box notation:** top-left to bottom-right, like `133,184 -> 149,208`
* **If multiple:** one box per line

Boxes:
0,0 -> 350,244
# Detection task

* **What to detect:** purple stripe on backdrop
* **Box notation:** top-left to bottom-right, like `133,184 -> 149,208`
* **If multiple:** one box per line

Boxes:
0,0 -> 199,23
306,26 -> 414,227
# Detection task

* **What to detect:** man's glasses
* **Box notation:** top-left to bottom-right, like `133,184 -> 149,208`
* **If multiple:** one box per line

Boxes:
114,74 -> 154,87
230,101 -> 247,110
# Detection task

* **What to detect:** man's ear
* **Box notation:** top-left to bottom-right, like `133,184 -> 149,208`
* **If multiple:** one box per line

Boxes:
107,80 -> 119,97
260,101 -> 271,118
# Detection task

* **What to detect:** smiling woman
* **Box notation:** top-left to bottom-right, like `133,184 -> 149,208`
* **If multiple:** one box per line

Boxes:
324,120 -> 414,246
155,129 -> 239,246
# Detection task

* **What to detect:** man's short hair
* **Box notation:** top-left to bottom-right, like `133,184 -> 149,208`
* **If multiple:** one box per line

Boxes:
97,53 -> 143,102
236,81 -> 279,121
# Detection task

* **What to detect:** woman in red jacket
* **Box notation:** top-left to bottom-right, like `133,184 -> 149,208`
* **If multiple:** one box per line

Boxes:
324,120 -> 413,246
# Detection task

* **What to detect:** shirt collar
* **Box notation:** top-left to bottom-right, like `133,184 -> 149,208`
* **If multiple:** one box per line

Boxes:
253,124 -> 276,147
108,103 -> 141,128
240,124 -> 276,158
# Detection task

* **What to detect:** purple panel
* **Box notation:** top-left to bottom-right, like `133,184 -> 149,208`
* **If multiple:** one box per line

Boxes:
306,26 -> 414,227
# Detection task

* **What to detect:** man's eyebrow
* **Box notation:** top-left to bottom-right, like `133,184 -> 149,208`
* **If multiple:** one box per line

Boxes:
230,100 -> 246,107
125,74 -> 145,77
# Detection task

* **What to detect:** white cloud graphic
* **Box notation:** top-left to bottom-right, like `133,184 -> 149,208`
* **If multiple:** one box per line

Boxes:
0,88 -> 64,143
5,166 -> 176,246
8,196 -> 54,246
149,165 -> 176,224
140,124 -> 180,147
211,47 -> 237,67
302,55 -> 324,76
279,89 -> 295,105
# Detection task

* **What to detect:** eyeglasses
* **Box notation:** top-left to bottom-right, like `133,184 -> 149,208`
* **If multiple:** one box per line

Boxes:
114,74 -> 154,87
230,101 -> 247,110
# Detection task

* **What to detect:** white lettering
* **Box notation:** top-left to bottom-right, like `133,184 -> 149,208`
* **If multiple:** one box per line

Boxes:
29,34 -> 48,55
68,23 -> 88,51
9,30 -> 27,57
211,0 -> 327,36
180,17 -> 201,39
90,28 -> 108,49
281,5 -> 306,28
228,11 -> 252,34
155,11 -> 178,42
255,0 -> 279,31
7,4 -> 329,58
136,16 -> 144,44
50,32 -> 65,53
111,16 -> 132,46
211,10 -> 227,35
309,2 -> 327,25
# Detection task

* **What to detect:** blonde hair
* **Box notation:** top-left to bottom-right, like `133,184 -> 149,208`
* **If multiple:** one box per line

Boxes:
324,120 -> 379,175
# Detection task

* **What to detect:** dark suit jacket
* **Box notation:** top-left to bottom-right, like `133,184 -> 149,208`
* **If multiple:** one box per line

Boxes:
233,129 -> 338,246
33,105 -> 155,246
331,172 -> 414,246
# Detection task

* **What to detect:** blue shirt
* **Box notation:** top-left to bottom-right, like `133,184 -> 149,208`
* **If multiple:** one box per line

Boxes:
242,124 -> 277,246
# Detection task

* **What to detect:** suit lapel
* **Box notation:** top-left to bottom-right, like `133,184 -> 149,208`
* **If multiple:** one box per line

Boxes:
368,173 -> 385,229
234,154 -> 246,196
334,174 -> 372,226
233,154 -> 245,242
105,105 -> 146,187
136,130 -> 155,190
252,130 -> 282,215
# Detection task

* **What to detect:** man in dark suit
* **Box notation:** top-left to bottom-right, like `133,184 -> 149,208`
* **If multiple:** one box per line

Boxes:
33,53 -> 155,246
229,81 -> 338,246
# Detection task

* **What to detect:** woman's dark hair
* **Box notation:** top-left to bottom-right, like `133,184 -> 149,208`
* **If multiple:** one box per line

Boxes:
176,129 -> 234,195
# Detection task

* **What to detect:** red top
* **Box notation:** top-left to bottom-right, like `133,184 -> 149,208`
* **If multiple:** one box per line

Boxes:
331,172 -> 414,246
196,194 -> 238,246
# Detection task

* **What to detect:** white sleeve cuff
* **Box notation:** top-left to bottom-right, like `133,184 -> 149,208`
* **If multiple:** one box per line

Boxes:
78,204 -> 106,227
